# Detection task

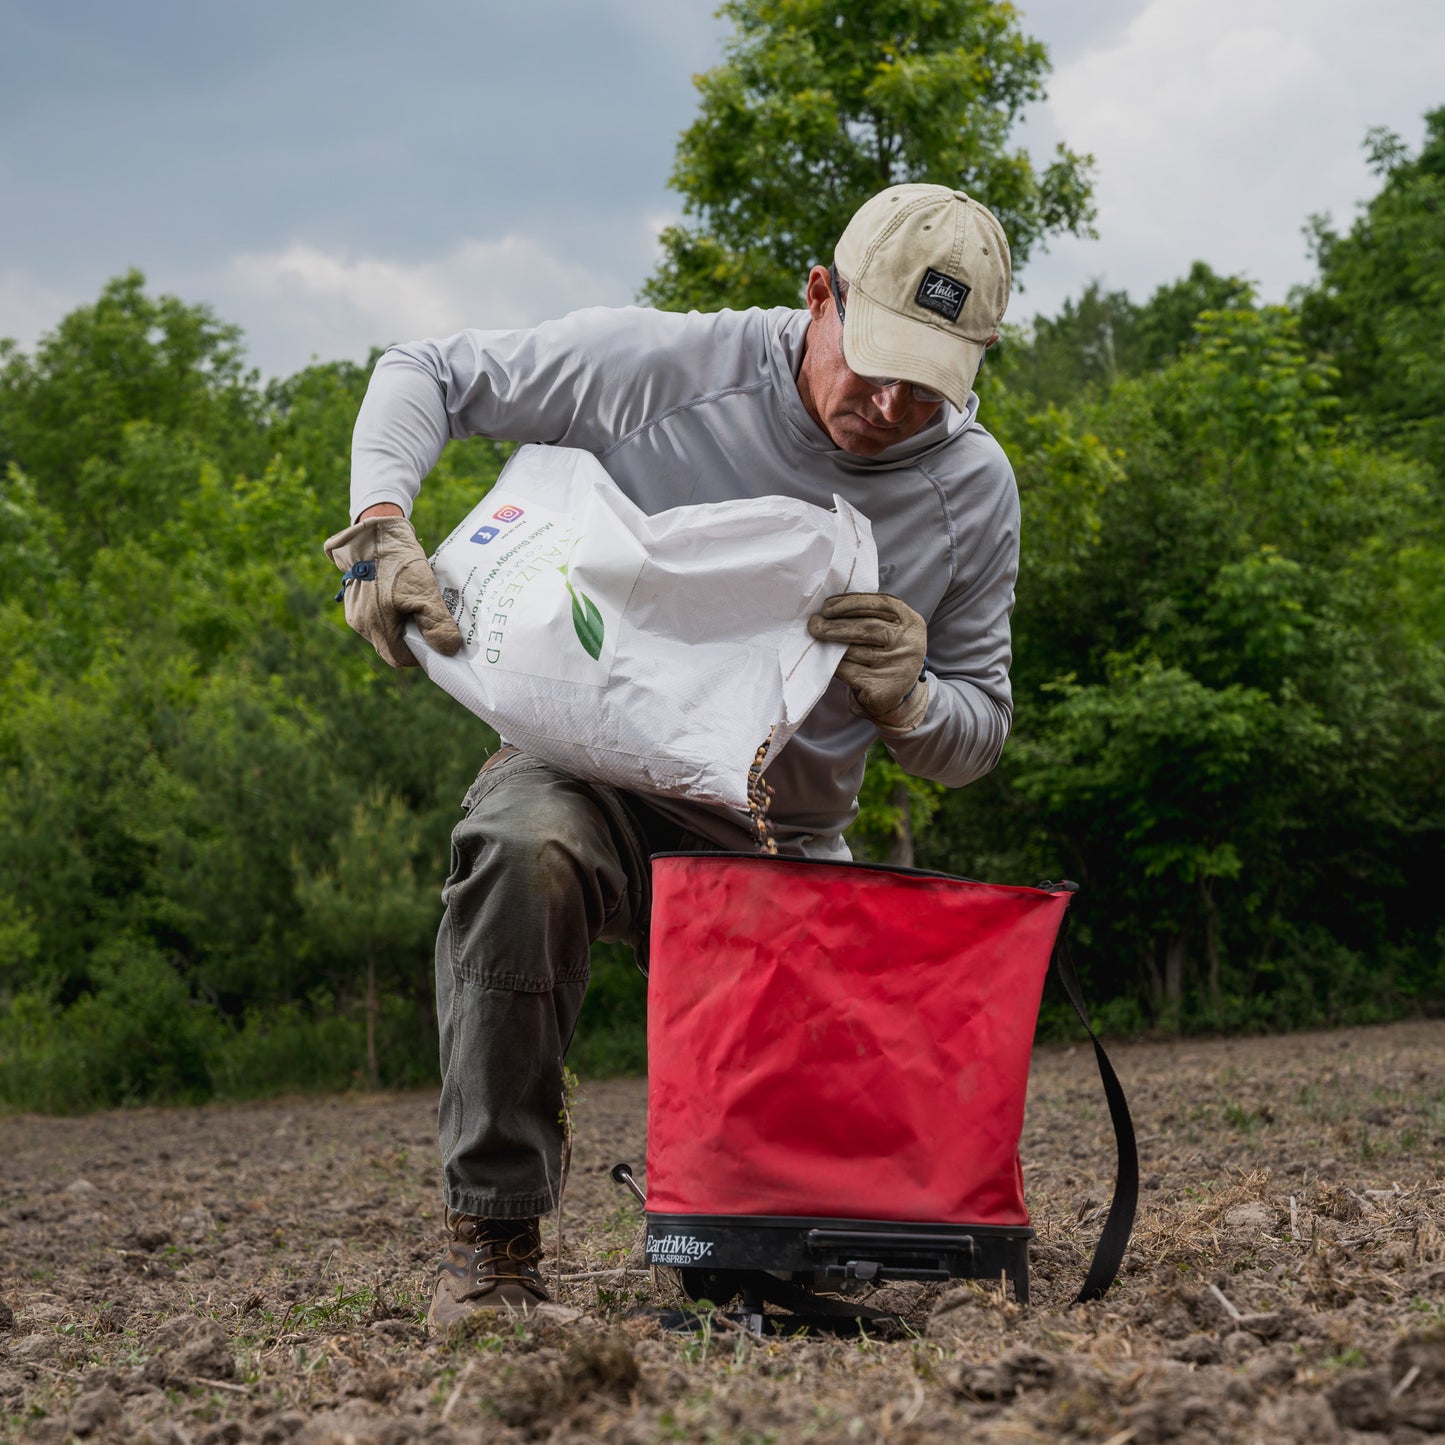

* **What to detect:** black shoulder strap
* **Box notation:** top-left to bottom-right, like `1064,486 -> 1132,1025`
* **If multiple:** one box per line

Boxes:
1044,899 -> 1139,1303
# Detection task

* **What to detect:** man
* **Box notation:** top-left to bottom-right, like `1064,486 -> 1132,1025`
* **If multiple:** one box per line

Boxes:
326,184 -> 1018,1329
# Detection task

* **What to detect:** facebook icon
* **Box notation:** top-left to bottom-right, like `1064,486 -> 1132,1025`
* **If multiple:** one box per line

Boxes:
470,525 -> 501,545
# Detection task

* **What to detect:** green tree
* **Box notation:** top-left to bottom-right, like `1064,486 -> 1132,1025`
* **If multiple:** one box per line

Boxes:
847,746 -> 944,866
1299,108 -> 1445,475
926,304 -> 1445,1028
642,0 -> 1095,311
997,280 -> 1139,408
0,276 -> 502,1109
1131,262 -> 1256,373
0,270 -> 267,566
295,787 -> 441,1090
996,262 -> 1256,410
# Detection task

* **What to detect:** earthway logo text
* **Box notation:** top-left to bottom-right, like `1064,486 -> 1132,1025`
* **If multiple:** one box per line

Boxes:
646,1232 -> 715,1265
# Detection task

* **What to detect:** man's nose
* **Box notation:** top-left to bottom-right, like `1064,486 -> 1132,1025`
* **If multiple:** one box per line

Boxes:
873,382 -> 910,420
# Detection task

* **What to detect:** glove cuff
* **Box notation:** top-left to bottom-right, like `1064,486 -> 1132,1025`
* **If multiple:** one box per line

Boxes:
324,515 -> 413,567
850,678 -> 930,735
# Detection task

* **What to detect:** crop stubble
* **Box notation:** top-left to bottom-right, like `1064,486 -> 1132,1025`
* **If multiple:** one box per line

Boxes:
1,1020 -> 1443,1443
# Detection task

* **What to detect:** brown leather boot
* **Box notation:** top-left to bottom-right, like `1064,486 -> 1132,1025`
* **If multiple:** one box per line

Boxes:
426,1212 -> 549,1330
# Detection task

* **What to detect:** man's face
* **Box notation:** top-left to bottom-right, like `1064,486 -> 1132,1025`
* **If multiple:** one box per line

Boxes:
796,265 -> 947,457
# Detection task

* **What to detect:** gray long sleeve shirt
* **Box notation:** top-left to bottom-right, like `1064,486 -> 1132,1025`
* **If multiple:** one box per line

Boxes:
350,303 -> 1019,853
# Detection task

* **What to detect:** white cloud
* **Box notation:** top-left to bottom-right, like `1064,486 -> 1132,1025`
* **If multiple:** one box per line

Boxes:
0,269 -> 92,353
1015,0 -> 1445,319
219,233 -> 641,377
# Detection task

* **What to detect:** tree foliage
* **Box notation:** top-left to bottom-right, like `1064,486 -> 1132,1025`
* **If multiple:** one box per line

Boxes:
0,282 -> 503,1110
995,262 -> 1257,408
642,0 -> 1095,311
929,300 -> 1444,1030
0,270 -> 268,567
3,102 -> 1444,1110
1298,108 -> 1445,475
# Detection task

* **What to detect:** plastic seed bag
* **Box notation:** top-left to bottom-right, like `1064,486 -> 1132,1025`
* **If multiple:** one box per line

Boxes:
406,444 -> 878,810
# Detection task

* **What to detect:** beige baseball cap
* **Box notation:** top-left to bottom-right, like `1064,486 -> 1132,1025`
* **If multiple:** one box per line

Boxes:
833,184 -> 1011,410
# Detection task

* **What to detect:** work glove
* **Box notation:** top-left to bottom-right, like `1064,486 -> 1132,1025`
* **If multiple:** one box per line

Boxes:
323,516 -> 463,668
807,592 -> 930,734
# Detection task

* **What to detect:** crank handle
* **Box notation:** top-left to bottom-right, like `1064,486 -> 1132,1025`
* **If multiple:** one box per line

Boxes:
610,1161 -> 647,1207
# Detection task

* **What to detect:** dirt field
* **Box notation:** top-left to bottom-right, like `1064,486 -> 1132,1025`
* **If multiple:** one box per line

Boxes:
3,1019 -> 1443,1444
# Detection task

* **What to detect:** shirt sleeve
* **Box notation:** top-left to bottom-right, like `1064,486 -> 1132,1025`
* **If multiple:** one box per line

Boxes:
879,452 -> 1018,788
348,306 -> 698,519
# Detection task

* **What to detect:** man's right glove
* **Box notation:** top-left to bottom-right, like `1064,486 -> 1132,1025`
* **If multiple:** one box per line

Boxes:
807,591 -> 930,734
324,516 -> 463,668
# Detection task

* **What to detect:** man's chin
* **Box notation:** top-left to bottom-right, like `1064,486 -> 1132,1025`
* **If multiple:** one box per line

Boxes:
829,416 -> 902,457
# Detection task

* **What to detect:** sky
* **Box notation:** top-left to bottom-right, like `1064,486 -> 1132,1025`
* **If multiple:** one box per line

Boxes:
1,0 -> 1441,379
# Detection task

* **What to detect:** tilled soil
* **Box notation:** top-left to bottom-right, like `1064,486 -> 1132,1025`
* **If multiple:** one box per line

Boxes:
2,1020 -> 1443,1444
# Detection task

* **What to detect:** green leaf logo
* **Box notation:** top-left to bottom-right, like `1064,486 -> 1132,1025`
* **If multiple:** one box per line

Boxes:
559,562 -> 604,660
570,589 -> 604,660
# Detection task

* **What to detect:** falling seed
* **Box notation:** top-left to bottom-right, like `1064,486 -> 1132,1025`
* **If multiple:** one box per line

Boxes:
746,727 -> 779,856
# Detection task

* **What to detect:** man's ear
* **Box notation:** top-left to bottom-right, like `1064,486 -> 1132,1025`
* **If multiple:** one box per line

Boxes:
804,265 -> 833,321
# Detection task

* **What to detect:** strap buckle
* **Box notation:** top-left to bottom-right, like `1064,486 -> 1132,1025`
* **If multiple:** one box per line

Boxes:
333,559 -> 378,602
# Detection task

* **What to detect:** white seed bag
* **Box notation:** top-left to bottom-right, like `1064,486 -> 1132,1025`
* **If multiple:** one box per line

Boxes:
406,444 -> 878,810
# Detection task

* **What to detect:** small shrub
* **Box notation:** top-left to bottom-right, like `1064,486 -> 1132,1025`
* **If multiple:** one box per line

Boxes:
0,936 -> 219,1112
569,942 -> 647,1077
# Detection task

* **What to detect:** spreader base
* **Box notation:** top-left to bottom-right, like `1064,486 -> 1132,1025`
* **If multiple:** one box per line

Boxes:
644,1211 -> 1032,1305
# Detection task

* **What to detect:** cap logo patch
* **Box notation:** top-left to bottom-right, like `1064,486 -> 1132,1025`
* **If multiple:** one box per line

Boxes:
915,268 -> 969,322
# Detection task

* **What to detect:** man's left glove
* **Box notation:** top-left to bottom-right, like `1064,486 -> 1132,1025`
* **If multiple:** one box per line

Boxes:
807,592 -> 929,734
324,516 -> 463,668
